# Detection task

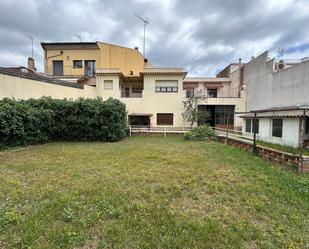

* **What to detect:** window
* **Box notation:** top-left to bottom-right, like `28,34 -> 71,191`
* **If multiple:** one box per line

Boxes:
245,118 -> 259,133
157,113 -> 173,125
73,60 -> 82,68
305,117 -> 309,134
85,60 -> 96,78
272,119 -> 283,138
155,80 -> 178,92
104,80 -> 113,90
207,89 -> 217,98
53,60 -> 63,76
215,106 -> 234,126
186,89 -> 194,98
245,119 -> 252,133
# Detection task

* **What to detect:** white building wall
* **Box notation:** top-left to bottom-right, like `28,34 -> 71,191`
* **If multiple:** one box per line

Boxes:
242,117 -> 301,147
0,73 -> 97,100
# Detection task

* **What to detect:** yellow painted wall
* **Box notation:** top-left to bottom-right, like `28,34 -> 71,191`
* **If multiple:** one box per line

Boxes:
45,49 -> 100,76
98,42 -> 145,76
43,42 -> 145,77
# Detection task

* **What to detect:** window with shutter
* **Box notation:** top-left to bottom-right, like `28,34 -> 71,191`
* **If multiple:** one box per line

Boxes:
157,113 -> 173,125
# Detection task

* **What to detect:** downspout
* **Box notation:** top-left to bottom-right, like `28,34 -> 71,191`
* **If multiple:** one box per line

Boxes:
238,58 -> 241,97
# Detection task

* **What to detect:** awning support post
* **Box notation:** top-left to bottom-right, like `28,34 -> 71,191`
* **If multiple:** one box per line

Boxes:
253,112 -> 257,154
299,110 -> 306,171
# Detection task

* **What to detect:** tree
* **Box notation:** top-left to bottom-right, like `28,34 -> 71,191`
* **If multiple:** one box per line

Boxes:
182,89 -> 210,126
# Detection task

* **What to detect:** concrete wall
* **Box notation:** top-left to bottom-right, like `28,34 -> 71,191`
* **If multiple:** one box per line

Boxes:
0,73 -> 97,100
242,117 -> 301,147
244,51 -> 309,111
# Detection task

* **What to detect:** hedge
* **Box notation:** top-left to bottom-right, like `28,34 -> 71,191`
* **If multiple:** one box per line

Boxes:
0,97 -> 127,149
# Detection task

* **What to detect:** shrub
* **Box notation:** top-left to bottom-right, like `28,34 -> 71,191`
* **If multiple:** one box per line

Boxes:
0,97 -> 127,149
184,125 -> 216,140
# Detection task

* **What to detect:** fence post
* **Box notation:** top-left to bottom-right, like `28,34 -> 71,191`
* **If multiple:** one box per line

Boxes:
164,127 -> 166,138
252,112 -> 257,155
129,125 -> 131,137
225,128 -> 228,145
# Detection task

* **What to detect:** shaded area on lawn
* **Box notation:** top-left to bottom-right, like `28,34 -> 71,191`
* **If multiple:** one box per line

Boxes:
0,137 -> 308,248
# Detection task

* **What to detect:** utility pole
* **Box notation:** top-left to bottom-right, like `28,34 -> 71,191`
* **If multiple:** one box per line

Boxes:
135,14 -> 150,58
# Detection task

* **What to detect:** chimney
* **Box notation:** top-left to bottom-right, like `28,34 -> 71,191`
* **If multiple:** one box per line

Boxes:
238,58 -> 242,97
28,57 -> 36,71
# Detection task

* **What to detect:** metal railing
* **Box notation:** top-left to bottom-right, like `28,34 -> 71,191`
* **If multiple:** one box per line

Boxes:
129,126 -> 193,137
121,92 -> 143,98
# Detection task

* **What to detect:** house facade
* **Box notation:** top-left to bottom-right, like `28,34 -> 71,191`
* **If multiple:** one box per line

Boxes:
241,51 -> 309,147
1,41 -> 247,129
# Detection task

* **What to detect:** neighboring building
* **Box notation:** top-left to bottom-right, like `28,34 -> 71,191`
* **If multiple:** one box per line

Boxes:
183,76 -> 245,129
241,51 -> 309,147
41,41 -> 149,85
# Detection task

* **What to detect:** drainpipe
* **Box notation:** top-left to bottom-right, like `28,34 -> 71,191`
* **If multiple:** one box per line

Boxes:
238,58 -> 242,97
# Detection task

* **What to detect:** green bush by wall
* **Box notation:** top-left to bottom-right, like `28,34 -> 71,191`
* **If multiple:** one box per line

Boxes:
0,97 -> 127,149
184,125 -> 216,140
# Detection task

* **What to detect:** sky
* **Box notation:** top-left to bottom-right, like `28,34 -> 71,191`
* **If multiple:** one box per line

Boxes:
0,0 -> 309,76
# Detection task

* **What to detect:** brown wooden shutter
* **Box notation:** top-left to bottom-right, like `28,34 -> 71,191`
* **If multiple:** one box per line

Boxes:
157,113 -> 173,125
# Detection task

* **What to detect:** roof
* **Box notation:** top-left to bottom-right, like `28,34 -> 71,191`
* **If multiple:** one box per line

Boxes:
184,77 -> 231,83
0,67 -> 84,89
41,42 -> 99,50
140,68 -> 187,78
240,107 -> 309,118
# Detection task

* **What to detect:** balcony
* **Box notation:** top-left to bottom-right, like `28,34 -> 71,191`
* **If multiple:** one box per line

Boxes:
121,91 -> 143,98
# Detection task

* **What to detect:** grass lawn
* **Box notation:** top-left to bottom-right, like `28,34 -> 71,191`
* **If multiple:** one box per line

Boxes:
0,137 -> 308,249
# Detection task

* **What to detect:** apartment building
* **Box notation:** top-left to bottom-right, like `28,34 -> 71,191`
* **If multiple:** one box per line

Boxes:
241,51 -> 309,147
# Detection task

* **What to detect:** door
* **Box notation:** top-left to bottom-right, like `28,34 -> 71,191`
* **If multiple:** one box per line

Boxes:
53,60 -> 63,76
125,88 -> 130,97
85,60 -> 96,78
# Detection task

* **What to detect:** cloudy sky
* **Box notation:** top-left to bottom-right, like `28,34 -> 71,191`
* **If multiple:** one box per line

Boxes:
0,0 -> 309,75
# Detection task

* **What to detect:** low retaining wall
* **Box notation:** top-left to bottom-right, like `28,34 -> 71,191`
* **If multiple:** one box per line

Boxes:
217,135 -> 309,172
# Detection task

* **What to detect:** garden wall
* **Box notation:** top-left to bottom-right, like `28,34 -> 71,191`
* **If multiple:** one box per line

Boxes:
217,136 -> 309,172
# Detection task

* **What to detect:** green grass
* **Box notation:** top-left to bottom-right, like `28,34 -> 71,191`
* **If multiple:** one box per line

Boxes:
0,137 -> 308,249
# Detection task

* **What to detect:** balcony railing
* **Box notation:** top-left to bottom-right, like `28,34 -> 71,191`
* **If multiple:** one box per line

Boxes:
121,92 -> 143,98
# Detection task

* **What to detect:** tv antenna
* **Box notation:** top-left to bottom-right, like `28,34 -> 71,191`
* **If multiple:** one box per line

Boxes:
278,47 -> 285,60
21,32 -> 34,58
74,34 -> 82,42
135,14 -> 150,58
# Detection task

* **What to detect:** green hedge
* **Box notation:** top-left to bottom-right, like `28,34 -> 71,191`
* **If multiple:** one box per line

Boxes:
0,97 -> 127,149
184,125 -> 216,140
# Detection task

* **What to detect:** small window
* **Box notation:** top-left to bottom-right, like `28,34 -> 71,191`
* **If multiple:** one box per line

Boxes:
245,119 -> 252,133
305,117 -> 309,134
73,60 -> 82,68
104,80 -> 113,90
186,89 -> 194,98
207,89 -> 217,98
272,119 -> 283,138
157,113 -> 173,125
